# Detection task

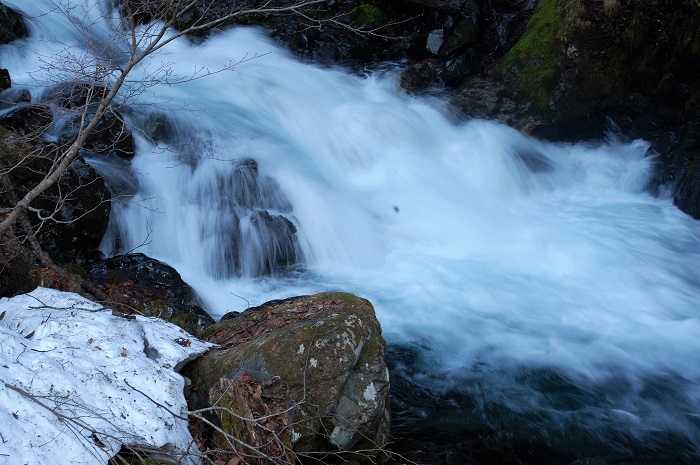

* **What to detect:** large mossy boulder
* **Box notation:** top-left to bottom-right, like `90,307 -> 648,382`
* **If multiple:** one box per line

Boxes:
184,292 -> 390,464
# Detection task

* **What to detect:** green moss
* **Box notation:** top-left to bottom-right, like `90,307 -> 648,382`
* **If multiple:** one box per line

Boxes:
199,315 -> 243,340
499,0 -> 594,113
446,19 -> 478,52
216,389 -> 244,441
350,4 -> 385,28
500,0 -> 562,110
141,299 -> 169,318
163,307 -> 192,329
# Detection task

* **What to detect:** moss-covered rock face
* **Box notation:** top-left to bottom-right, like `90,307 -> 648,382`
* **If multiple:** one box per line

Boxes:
185,292 -> 390,464
499,0 -> 565,112
499,0 -> 700,126
350,4 -> 386,28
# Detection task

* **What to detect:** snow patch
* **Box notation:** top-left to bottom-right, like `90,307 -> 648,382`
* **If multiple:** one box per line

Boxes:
0,288 -> 213,465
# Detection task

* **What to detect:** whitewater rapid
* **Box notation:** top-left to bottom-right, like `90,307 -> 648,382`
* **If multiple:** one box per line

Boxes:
3,1 -> 700,461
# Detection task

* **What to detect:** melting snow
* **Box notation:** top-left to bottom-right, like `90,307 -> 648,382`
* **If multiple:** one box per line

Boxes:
0,287 -> 213,465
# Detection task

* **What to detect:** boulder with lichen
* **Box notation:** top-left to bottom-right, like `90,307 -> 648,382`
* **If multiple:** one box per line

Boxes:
183,292 -> 390,464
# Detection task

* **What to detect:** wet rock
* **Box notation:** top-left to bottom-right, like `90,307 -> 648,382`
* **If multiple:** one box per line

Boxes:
674,161 -> 700,219
0,126 -> 112,265
400,59 -> 441,93
0,104 -> 53,135
439,15 -> 479,59
34,157 -> 112,265
440,50 -> 480,87
58,107 -> 135,159
47,83 -> 135,159
84,253 -> 215,336
52,83 -> 110,109
134,110 -> 178,144
456,76 -> 544,133
0,68 -> 9,91
0,86 -> 31,110
184,292 -> 390,463
0,3 -> 28,44
249,210 -> 298,273
206,156 -> 298,278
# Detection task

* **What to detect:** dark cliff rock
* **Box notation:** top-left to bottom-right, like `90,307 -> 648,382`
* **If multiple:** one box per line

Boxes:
0,3 -> 27,44
0,126 -> 112,266
36,157 -> 112,264
123,0 -> 532,72
0,68 -> 10,91
498,0 -> 700,126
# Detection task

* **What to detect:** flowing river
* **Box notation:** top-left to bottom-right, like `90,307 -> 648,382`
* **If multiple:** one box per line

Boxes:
3,1 -> 700,463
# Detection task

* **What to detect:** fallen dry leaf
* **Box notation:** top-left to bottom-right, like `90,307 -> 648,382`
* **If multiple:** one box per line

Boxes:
174,337 -> 191,347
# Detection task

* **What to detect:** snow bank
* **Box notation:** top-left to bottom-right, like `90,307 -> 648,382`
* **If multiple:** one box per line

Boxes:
0,287 -> 213,465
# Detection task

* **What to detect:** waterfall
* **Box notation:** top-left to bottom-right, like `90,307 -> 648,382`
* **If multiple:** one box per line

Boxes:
3,1 -> 700,462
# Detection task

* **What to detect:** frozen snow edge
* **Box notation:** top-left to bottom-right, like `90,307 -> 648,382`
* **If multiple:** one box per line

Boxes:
0,287 -> 214,465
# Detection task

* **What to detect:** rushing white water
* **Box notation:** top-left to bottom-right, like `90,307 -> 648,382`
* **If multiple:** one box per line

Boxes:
3,1 -> 700,461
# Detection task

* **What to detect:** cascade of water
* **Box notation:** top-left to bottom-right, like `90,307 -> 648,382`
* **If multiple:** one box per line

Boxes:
4,1 -> 700,462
